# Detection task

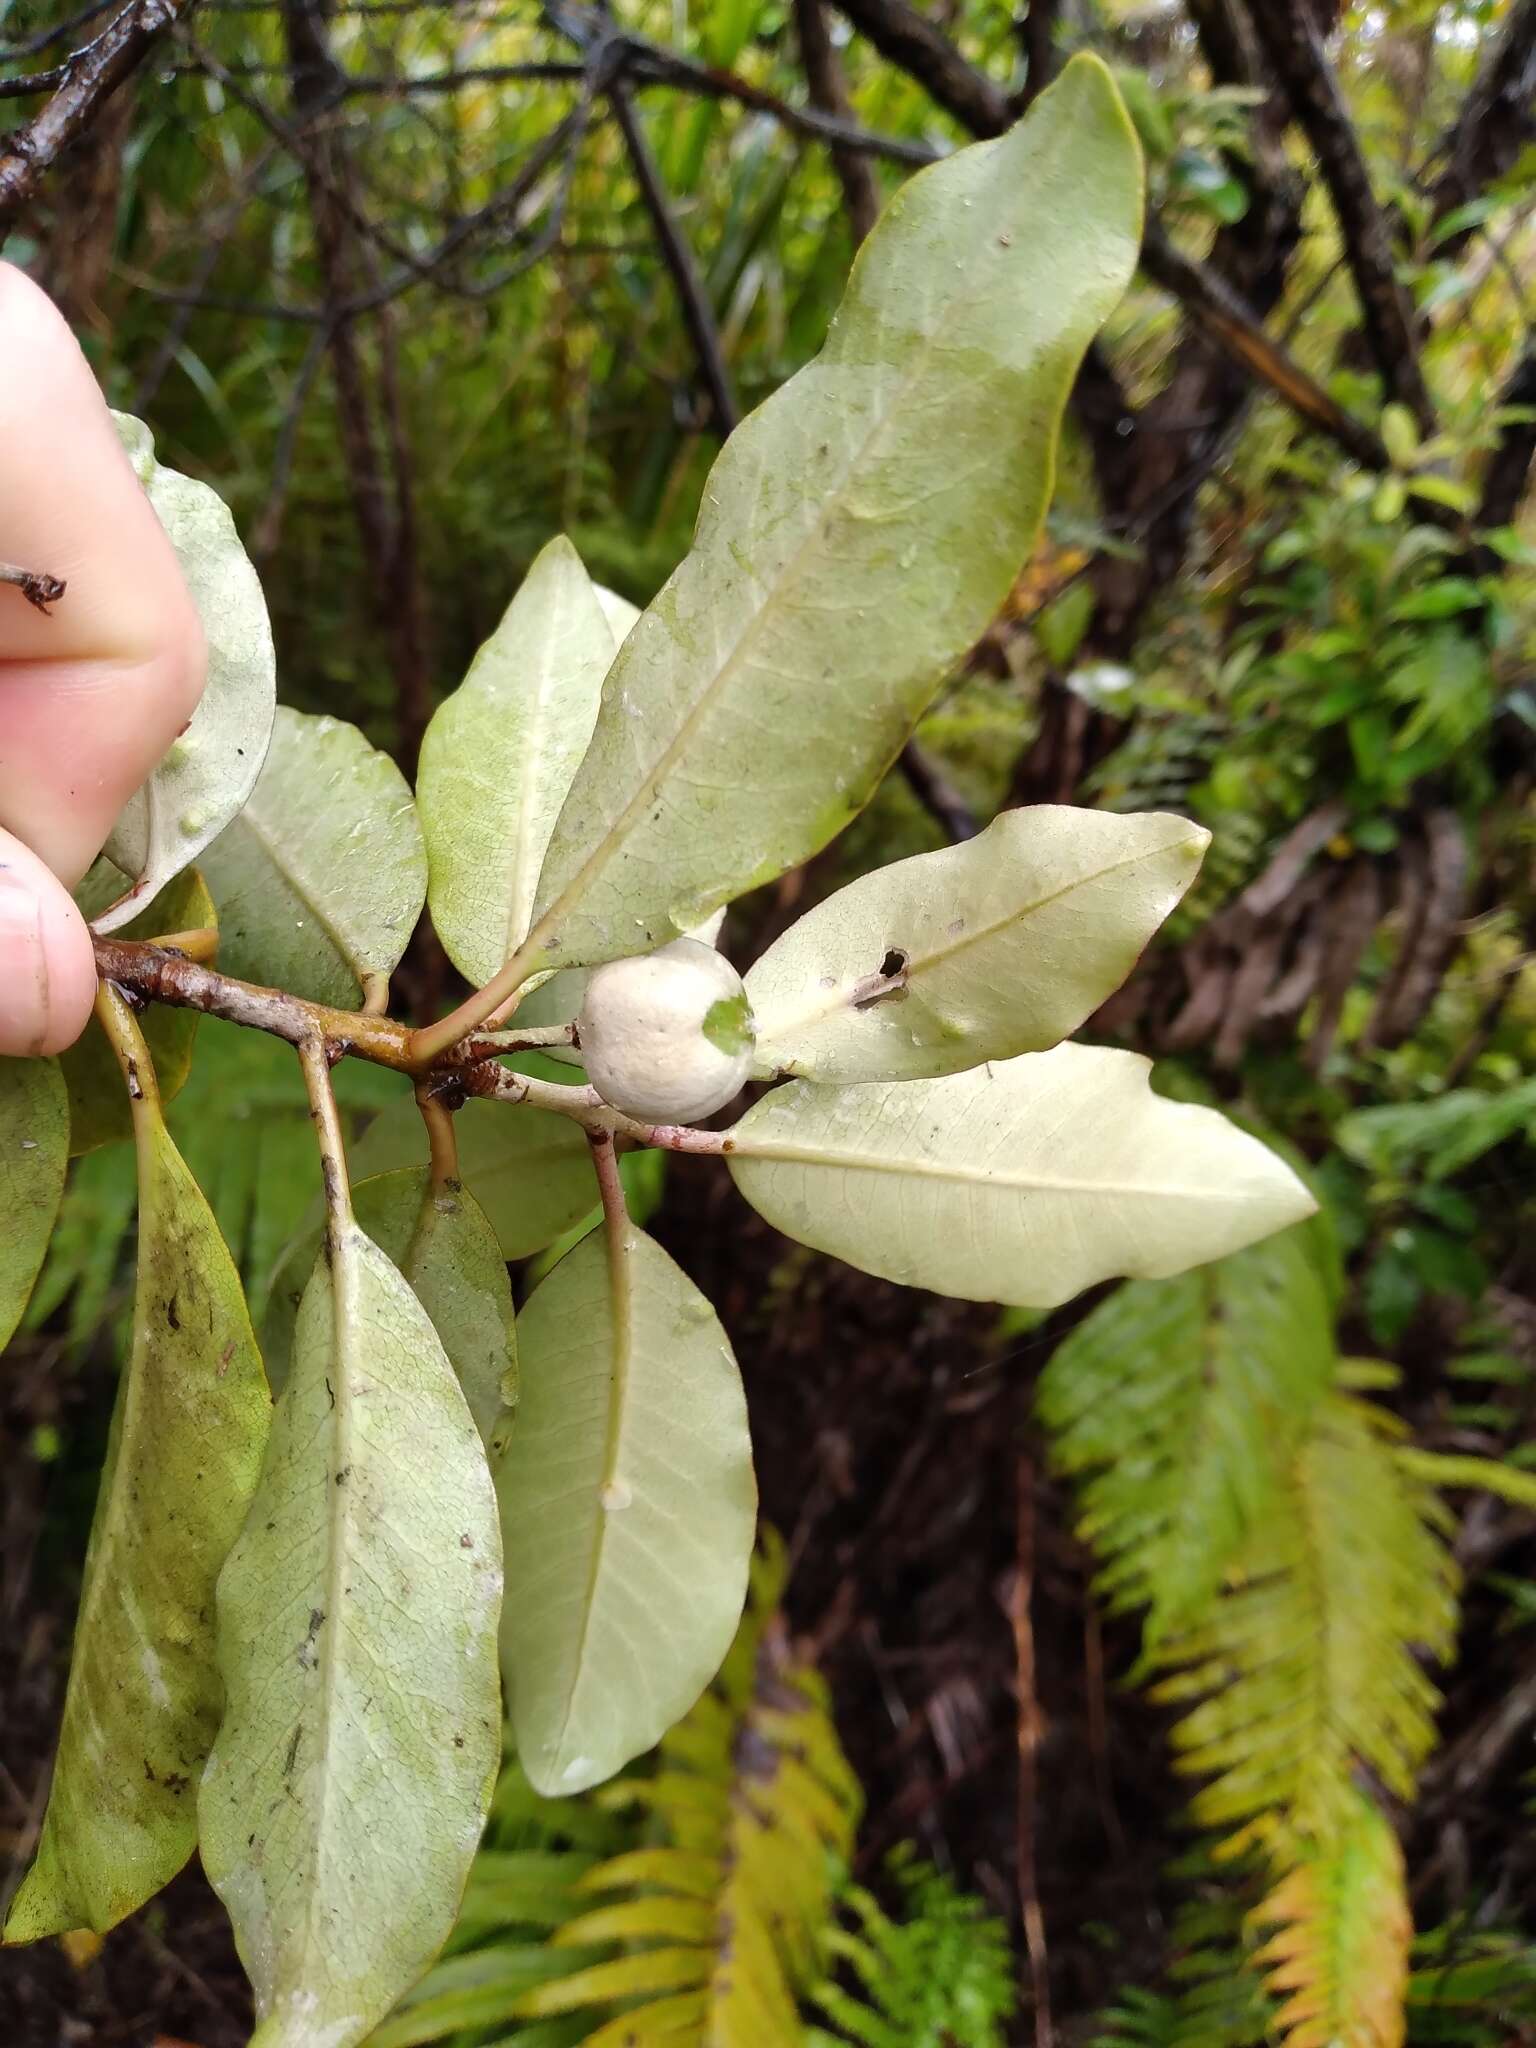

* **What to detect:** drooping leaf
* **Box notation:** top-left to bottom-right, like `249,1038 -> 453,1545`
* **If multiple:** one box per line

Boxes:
746,806 -> 1207,1084
517,58 -> 1143,975
199,1221 -> 502,2048
1252,1791 -> 1410,2048
4,1001 -> 269,1940
349,1092 -> 594,1259
728,1044 -> 1314,1308
0,1053 -> 68,1351
95,413 -> 276,932
63,865 -> 216,1153
497,1222 -> 755,1794
198,705 -> 426,1006
418,537 -> 618,988
1038,1227 -> 1336,1641
261,1166 -> 517,1453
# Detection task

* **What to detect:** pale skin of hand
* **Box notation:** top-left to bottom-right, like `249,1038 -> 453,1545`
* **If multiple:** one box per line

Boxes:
0,262 -> 205,1055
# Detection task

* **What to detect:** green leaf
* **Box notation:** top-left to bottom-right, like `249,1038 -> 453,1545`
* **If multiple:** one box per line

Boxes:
1337,1074 -> 1536,1181
261,1167 -> 516,1455
418,537 -> 618,987
497,1223 -> 755,1794
62,866 -> 216,1154
729,1045 -> 1314,1308
518,57 -> 1143,974
349,1093 -> 595,1259
4,1006 -> 269,1939
96,414 -> 276,932
1379,402 -> 1420,469
1154,1395 -> 1457,1844
745,806 -> 1207,1084
1039,1227 -> 1336,1642
0,1054 -> 68,1350
1252,1789 -> 1411,2048
199,1220 -> 502,2048
198,705 -> 426,1007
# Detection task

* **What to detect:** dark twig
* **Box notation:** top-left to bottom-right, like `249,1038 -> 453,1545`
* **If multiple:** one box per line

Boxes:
0,562 -> 66,612
1425,0 -> 1536,253
0,0 -> 117,62
0,0 -> 184,230
1015,0 -> 1059,113
1246,0 -> 1436,431
608,77 -> 739,435
794,0 -> 880,245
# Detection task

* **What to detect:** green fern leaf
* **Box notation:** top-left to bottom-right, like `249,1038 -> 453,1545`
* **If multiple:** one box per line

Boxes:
1038,1226 -> 1335,1641
1252,1790 -> 1410,2048
1153,1394 -> 1458,1848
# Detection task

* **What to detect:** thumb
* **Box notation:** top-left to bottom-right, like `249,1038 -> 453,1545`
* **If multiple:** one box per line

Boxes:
0,826 -> 98,1056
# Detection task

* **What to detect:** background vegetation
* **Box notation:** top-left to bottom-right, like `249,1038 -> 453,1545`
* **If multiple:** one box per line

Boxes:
3,0 -> 1536,2042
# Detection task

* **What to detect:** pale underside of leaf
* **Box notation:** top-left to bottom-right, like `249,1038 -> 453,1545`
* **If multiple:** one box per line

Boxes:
97,413 -> 276,931
0,1054 -> 68,1351
519,57 -> 1144,976
199,1223 -> 502,2048
5,1082 -> 269,1939
497,1224 -> 755,1795
746,805 -> 1208,1083
260,1166 -> 517,1453
419,536 -> 618,987
728,1043 -> 1316,1308
198,706 -> 427,1006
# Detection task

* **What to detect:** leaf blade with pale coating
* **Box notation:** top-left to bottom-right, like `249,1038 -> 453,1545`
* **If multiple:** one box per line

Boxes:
728,1045 -> 1315,1308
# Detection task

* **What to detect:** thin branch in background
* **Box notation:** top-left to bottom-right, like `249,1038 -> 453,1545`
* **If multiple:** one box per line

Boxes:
250,320 -> 330,561
131,138 -> 283,411
608,76 -> 739,435
1424,0 -> 1536,253
0,0 -> 184,230
1015,0 -> 1059,112
0,0 -> 117,62
1010,1442 -> 1052,2048
0,64 -> 69,97
1244,0 -> 1436,432
899,739 -> 978,841
794,0 -> 879,244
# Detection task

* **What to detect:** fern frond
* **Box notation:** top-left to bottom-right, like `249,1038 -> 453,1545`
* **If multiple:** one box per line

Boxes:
806,1852 -> 1014,2048
1406,1926 -> 1536,2043
1038,1227 -> 1335,1641
1252,1790 -> 1410,2048
1153,1393 -> 1458,1848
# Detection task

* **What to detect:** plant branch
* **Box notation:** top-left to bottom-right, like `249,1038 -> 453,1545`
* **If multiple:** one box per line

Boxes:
831,0 -> 1393,479
1244,0 -> 1436,431
793,0 -> 880,245
91,935 -> 729,1155
608,76 -> 739,435
1425,0 -> 1536,254
0,0 -> 185,231
415,1080 -> 461,1189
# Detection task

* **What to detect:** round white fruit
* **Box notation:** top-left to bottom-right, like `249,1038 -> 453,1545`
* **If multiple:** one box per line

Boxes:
577,938 -> 754,1124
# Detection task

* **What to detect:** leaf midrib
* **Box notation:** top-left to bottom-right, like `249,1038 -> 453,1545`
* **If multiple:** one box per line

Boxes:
530,106 -> 1117,957
734,1134 -> 1279,1204
755,830 -> 1197,1049
550,1227 -> 635,1768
